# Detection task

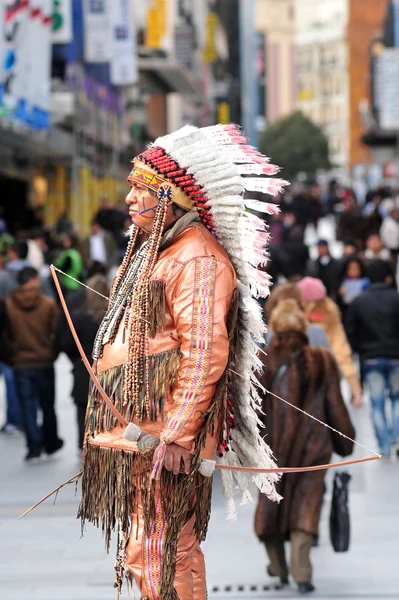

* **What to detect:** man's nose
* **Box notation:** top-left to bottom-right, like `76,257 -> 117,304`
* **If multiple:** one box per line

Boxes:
125,188 -> 136,204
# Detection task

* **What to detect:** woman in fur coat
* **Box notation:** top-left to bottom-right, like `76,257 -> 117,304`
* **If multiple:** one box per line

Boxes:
254,299 -> 355,595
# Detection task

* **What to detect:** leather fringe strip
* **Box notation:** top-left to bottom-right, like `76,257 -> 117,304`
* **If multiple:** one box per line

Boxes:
86,347 -> 181,436
149,279 -> 166,338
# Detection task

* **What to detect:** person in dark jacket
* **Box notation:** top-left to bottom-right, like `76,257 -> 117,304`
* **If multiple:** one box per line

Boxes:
254,299 -> 355,595
4,267 -> 63,461
278,226 -> 310,280
306,239 -> 340,299
346,260 -> 399,456
59,275 -> 110,450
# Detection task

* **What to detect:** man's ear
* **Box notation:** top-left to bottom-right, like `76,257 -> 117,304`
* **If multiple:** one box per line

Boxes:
385,275 -> 393,285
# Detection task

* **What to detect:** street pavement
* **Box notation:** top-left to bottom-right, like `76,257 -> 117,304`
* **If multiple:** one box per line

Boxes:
1,219 -> 399,600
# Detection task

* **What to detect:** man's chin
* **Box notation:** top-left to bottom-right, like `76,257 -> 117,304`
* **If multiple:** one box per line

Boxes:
131,216 -> 151,233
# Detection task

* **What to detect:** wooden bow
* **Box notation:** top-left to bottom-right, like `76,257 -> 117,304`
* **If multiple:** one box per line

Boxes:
50,265 -> 381,471
18,266 -> 381,520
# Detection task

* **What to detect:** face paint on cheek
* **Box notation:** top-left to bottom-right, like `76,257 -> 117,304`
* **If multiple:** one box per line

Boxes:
138,195 -> 158,220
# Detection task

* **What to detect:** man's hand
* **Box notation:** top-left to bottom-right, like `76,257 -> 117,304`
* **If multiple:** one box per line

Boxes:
153,443 -> 192,475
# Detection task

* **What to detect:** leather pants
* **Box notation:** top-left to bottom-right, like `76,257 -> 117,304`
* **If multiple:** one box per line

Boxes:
125,489 -> 207,599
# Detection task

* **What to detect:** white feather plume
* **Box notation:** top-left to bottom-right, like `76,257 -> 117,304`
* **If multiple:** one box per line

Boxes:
152,123 -> 289,506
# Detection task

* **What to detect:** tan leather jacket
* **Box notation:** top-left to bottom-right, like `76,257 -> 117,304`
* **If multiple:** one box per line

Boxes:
90,221 -> 236,460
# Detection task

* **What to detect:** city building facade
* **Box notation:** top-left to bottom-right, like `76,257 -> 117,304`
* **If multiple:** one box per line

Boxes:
255,0 -> 296,127
0,0 -> 230,234
296,0 -> 388,173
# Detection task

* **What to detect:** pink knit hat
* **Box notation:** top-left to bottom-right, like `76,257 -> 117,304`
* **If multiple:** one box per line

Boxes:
297,277 -> 327,302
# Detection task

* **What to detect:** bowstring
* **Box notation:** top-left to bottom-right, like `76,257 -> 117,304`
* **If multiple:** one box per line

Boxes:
55,266 -> 380,459
229,367 -> 381,458
52,267 -> 110,300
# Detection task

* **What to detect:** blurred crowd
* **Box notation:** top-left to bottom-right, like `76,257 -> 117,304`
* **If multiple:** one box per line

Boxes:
256,181 -> 399,592
0,200 -> 129,459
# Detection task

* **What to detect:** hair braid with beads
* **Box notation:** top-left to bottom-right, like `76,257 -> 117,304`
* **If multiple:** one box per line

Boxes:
122,193 -> 169,422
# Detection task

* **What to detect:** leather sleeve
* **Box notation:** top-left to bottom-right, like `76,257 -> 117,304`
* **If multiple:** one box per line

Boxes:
161,256 -> 235,450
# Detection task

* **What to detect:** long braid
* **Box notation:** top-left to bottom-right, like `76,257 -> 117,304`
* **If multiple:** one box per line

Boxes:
123,195 -> 169,422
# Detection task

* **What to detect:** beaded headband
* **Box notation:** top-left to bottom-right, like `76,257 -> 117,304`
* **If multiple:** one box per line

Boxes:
128,162 -> 195,211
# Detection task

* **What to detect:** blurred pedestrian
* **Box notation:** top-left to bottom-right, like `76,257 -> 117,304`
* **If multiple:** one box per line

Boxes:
254,299 -> 355,595
265,283 -> 330,348
4,267 -> 63,462
364,233 -> 390,262
342,238 -> 360,258
297,277 -> 363,407
27,229 -> 45,271
0,296 -> 21,434
55,233 -> 84,295
6,241 -> 30,274
337,257 -> 369,318
306,239 -> 340,299
337,194 -> 361,242
59,274 -> 109,451
0,219 -> 13,260
55,211 -> 73,237
279,226 -> 310,280
346,260 -> 399,457
308,184 -> 322,231
83,218 -> 119,275
380,207 -> 399,267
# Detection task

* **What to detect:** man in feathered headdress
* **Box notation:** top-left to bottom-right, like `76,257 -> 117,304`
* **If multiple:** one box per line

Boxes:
80,125 -> 287,599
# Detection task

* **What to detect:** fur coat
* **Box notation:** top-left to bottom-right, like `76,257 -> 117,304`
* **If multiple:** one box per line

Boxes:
254,332 -> 355,540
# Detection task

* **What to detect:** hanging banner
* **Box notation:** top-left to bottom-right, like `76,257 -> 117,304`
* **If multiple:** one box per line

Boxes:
110,0 -> 138,86
52,0 -> 72,44
1,1 -> 30,121
27,0 -> 52,129
202,11 -> 217,63
145,0 -> 167,50
0,0 -> 5,108
83,0 -> 112,63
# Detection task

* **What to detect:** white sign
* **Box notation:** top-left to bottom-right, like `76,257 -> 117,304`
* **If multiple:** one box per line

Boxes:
23,0 -> 52,129
83,0 -> 112,63
0,0 -> 5,107
52,0 -> 73,44
110,0 -> 138,86
1,0 -> 30,121
375,49 -> 399,131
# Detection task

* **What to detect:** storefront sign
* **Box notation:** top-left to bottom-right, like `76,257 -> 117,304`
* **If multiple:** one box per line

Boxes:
374,48 -> 399,131
110,0 -> 138,86
26,0 -> 52,129
83,0 -> 112,63
145,0 -> 167,50
202,11 -> 217,63
52,0 -> 72,44
1,0 -> 30,120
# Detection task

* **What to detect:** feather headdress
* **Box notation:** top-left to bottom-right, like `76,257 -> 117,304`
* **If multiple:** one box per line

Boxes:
131,124 -> 289,509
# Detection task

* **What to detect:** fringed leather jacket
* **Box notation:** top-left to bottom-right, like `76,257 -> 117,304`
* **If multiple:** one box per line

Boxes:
86,219 -> 237,461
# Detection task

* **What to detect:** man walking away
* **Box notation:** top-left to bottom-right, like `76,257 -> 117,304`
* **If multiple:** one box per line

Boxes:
346,260 -> 399,457
4,267 -> 63,462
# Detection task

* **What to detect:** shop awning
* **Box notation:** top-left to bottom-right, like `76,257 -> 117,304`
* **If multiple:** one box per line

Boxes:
137,57 -> 201,98
362,128 -> 398,147
0,121 -> 73,166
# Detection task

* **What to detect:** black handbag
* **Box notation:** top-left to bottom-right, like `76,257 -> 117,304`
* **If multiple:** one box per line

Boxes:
329,471 -> 351,552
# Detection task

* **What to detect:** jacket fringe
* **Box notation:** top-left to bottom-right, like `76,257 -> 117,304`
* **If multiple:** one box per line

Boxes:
86,347 -> 181,436
149,279 -> 166,338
